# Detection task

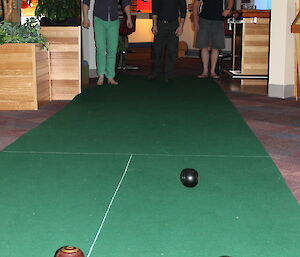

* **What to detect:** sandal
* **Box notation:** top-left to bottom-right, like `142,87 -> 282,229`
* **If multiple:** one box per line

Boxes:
197,74 -> 209,79
97,75 -> 104,86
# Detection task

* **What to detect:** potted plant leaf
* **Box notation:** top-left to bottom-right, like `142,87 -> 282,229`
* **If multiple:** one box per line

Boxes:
35,0 -> 81,26
0,17 -> 47,47
0,18 -> 50,110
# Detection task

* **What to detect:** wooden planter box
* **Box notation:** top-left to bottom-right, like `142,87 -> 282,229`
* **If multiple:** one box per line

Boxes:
0,44 -> 50,110
241,17 -> 270,87
41,26 -> 81,100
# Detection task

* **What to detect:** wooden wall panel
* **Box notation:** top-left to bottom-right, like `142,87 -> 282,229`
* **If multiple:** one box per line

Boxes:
242,18 -> 270,76
35,46 -> 51,107
51,81 -> 80,100
241,18 -> 270,87
0,44 -> 50,110
50,52 -> 80,80
41,27 -> 81,100
0,44 -> 36,110
241,79 -> 268,86
296,34 -> 300,98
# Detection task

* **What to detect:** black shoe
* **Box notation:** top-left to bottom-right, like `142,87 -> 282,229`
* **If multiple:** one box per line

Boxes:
148,74 -> 158,80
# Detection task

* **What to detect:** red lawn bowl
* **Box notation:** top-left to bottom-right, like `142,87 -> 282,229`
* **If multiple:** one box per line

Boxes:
55,246 -> 84,257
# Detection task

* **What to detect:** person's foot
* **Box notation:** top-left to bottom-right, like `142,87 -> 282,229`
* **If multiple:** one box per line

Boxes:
210,73 -> 220,79
107,78 -> 119,85
197,73 -> 209,79
97,75 -> 104,86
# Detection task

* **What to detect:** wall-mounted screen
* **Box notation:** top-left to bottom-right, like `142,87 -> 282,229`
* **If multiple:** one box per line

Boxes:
131,0 -> 152,13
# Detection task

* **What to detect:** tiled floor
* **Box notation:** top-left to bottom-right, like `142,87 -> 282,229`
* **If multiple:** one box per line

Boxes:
223,90 -> 300,202
1,47 -> 299,202
0,101 -> 69,151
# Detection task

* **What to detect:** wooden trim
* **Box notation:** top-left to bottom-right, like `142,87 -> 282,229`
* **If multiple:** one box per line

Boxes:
296,34 -> 300,97
291,11 -> 300,33
0,44 -> 50,110
241,10 -> 271,18
78,27 -> 81,94
32,44 -> 38,110
47,49 -> 52,100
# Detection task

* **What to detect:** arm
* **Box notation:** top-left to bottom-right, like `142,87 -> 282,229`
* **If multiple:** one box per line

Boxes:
122,0 -> 133,28
151,0 -> 159,35
223,0 -> 234,17
124,5 -> 133,28
152,15 -> 158,35
82,0 -> 90,29
175,0 -> 187,37
192,0 -> 201,31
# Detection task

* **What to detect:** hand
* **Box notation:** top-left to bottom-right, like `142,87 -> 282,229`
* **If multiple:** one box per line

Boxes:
83,18 -> 91,29
152,25 -> 158,35
175,25 -> 183,37
126,16 -> 133,29
193,18 -> 199,31
222,9 -> 231,17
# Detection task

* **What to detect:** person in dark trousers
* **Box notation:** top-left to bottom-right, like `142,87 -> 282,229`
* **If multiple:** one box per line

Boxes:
149,0 -> 187,83
193,0 -> 234,79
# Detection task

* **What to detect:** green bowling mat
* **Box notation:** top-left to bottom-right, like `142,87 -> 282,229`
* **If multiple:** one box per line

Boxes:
1,75 -> 299,257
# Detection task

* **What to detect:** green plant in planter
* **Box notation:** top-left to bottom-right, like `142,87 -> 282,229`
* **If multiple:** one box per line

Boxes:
0,17 -> 47,49
35,0 -> 80,23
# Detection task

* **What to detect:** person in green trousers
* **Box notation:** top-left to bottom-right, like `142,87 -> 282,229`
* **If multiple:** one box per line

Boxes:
82,0 -> 132,85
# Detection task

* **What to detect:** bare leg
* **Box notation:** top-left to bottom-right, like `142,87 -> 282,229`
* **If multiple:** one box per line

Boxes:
198,48 -> 210,78
210,48 -> 219,77
97,75 -> 104,86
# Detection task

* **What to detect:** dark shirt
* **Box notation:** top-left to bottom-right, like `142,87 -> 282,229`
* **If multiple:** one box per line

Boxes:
199,0 -> 224,21
83,0 -> 131,21
152,0 -> 187,21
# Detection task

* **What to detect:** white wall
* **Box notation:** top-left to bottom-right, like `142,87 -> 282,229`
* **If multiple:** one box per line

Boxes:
268,0 -> 295,98
82,0 -> 97,71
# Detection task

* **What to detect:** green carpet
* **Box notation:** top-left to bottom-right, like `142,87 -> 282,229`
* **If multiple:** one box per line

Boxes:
1,75 -> 299,257
0,152 -> 131,256
5,76 -> 266,156
93,155 -> 300,257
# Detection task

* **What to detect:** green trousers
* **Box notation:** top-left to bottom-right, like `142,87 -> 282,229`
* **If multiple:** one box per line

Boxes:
94,17 -> 120,79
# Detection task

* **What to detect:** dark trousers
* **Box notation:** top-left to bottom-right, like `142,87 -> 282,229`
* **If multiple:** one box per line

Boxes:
152,21 -> 179,79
